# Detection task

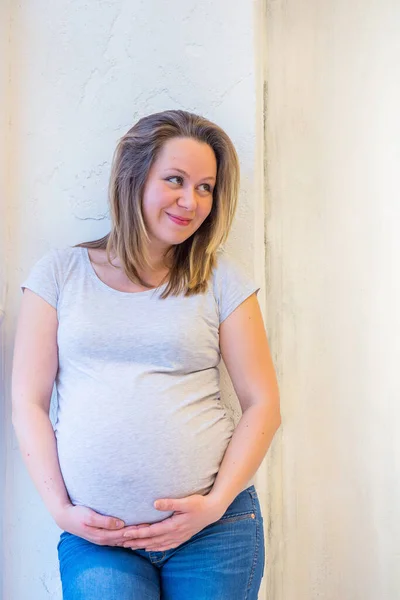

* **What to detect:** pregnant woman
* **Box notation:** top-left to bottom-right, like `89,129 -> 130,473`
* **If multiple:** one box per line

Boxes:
12,109 -> 281,600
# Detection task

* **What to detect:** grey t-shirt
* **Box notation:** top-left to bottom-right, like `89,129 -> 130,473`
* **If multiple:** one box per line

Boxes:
21,246 -> 260,525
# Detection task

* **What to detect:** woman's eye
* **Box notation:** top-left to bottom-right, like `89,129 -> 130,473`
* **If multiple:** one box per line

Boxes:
166,176 -> 183,185
166,177 -> 212,193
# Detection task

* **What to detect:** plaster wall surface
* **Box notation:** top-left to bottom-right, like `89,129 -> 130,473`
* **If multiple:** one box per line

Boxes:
265,1 -> 400,598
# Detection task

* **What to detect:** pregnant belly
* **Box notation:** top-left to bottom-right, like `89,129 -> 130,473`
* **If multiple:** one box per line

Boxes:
56,406 -> 235,525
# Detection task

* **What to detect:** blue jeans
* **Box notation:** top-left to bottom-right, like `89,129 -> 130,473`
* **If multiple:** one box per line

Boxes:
57,485 -> 265,599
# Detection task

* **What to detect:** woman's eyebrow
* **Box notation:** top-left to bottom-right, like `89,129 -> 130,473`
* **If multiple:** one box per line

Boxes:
165,167 -> 216,181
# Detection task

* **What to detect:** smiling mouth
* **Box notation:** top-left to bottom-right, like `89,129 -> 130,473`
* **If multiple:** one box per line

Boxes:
165,213 -> 193,226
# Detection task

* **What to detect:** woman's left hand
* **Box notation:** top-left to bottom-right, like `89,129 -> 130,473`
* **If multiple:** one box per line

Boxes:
121,493 -> 226,552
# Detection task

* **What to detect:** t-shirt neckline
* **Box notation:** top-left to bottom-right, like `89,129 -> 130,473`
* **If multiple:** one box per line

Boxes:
81,247 -> 167,298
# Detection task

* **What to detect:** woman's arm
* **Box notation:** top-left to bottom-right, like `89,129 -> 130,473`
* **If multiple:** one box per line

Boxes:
12,289 -> 71,520
207,292 -> 281,510
12,289 -> 126,544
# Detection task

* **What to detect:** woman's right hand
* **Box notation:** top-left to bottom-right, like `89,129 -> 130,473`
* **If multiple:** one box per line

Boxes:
55,504 -> 127,546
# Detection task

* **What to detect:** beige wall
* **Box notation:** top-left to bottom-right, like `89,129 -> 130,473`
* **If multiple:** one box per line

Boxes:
265,1 -> 400,598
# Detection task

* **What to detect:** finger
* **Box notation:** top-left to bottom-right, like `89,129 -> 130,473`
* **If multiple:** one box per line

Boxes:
101,522 -> 153,546
93,528 -> 131,546
144,543 -> 172,551
85,512 -> 125,530
123,520 -> 175,540
154,497 -> 190,512
123,536 -> 169,549
122,523 -> 151,535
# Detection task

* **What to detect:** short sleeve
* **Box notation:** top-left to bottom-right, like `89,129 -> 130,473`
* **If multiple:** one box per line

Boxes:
212,252 -> 260,324
20,249 -> 60,309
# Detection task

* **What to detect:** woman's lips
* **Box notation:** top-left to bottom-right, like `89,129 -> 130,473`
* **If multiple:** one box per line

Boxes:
166,213 -> 192,226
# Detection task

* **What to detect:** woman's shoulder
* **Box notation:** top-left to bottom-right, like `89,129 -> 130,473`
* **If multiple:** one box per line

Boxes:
212,249 -> 249,282
48,244 -> 87,262
52,244 -> 84,260
211,249 -> 260,324
24,245 -> 85,284
21,246 -> 84,309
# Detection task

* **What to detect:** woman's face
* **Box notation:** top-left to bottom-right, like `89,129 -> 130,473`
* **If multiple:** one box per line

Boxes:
142,137 -> 217,252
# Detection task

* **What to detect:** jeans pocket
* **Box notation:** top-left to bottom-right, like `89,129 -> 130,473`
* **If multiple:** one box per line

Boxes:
217,511 -> 256,525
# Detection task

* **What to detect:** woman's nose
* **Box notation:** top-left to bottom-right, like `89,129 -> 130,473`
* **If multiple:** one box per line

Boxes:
177,187 -> 197,211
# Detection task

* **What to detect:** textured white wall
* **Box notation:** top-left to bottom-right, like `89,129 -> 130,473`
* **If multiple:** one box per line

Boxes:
2,1 -> 265,599
265,1 -> 400,599
1,2 -> 12,598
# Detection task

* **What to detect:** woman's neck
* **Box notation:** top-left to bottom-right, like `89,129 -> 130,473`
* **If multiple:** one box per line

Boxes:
108,242 -> 172,285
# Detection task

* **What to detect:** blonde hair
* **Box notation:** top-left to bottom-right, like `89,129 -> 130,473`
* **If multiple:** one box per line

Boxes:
75,109 -> 240,298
